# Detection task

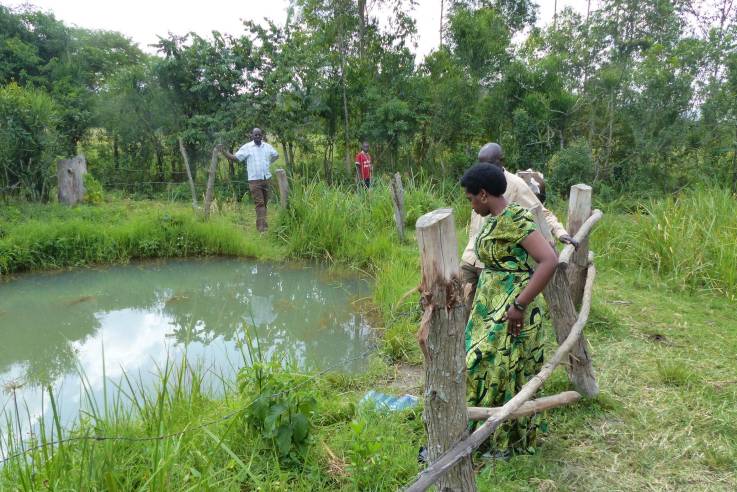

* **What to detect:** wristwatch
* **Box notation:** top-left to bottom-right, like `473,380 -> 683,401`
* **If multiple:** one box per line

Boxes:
512,298 -> 527,312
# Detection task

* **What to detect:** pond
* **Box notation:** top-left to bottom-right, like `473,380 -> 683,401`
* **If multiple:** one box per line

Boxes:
0,258 -> 374,444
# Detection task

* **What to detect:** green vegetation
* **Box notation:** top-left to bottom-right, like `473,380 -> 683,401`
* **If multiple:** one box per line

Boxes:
0,200 -> 282,275
2,0 -> 737,487
3,1 -> 737,201
1,183 -> 736,490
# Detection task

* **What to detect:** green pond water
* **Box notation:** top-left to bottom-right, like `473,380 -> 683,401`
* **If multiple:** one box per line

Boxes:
0,258 -> 373,443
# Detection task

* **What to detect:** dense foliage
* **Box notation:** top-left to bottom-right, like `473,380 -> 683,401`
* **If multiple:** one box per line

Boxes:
3,1 -> 737,200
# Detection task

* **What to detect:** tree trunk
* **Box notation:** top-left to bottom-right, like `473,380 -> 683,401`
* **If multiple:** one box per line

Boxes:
203,145 -> 219,218
57,155 -> 87,205
415,209 -> 476,492
178,137 -> 198,208
113,134 -> 119,171
155,139 -> 165,184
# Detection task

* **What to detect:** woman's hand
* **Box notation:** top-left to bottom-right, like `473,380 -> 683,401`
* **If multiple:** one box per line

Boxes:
505,305 -> 524,337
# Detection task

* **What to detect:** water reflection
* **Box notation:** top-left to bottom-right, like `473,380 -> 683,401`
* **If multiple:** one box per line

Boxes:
0,258 -> 373,436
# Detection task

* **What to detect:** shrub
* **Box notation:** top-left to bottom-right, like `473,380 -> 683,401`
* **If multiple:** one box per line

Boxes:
547,139 -> 594,197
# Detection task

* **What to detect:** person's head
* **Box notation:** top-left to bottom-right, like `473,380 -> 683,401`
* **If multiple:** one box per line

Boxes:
361,141 -> 369,152
251,128 -> 263,145
477,142 -> 505,167
460,163 -> 507,216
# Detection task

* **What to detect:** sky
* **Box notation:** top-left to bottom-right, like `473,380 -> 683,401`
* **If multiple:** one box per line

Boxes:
5,0 -> 593,60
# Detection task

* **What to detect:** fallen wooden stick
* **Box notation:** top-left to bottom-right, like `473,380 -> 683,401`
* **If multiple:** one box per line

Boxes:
559,210 -> 602,266
467,391 -> 581,421
405,253 -> 597,492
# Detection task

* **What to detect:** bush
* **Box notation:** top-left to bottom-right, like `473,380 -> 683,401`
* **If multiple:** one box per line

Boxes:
547,139 -> 594,197
83,174 -> 104,204
0,83 -> 62,200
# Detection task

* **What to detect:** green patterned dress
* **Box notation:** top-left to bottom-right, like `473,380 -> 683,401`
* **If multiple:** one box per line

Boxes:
465,202 -> 546,455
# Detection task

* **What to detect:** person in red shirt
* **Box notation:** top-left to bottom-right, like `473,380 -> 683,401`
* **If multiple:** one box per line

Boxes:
355,141 -> 373,188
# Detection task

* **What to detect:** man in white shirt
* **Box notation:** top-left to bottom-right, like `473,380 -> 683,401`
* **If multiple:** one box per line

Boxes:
461,143 -> 578,312
220,128 -> 279,232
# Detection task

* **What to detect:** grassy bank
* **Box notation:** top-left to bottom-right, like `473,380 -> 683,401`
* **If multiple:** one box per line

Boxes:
1,182 -> 736,489
0,200 -> 284,275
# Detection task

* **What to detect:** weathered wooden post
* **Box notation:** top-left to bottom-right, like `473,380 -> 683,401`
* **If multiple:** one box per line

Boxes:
203,146 -> 220,219
57,155 -> 87,205
567,184 -> 592,306
390,172 -> 405,242
531,205 -> 599,397
415,209 -> 476,492
275,169 -> 289,208
178,136 -> 198,208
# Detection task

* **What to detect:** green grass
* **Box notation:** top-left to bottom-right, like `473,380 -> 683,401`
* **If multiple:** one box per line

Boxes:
1,183 -> 736,490
0,199 -> 284,274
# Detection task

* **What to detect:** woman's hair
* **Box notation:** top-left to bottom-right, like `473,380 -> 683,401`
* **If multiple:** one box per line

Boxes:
460,163 -> 507,196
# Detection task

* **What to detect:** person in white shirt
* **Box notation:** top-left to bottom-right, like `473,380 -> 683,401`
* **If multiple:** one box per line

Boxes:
220,128 -> 279,232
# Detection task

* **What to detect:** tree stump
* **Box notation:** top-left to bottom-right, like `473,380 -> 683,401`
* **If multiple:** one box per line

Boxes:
415,209 -> 476,492
390,172 -> 405,242
275,169 -> 289,208
57,155 -> 87,205
567,184 -> 592,307
531,205 -> 599,398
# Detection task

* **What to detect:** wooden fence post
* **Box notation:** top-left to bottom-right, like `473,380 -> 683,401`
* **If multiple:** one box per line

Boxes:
390,172 -> 405,242
275,169 -> 289,208
57,155 -> 86,205
567,184 -> 592,306
415,209 -> 476,492
203,146 -> 219,219
531,205 -> 600,398
178,136 -> 198,208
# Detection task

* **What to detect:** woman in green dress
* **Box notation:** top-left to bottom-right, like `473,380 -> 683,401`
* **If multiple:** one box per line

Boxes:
460,163 -> 558,457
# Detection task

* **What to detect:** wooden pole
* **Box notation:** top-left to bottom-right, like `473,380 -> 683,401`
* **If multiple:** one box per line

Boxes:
390,172 -> 405,242
415,209 -> 476,492
531,205 -> 600,398
567,184 -> 592,306
275,169 -> 289,208
178,136 -> 197,208
559,209 -> 603,267
57,155 -> 86,205
203,145 -> 219,219
468,391 -> 581,421
405,258 -> 597,492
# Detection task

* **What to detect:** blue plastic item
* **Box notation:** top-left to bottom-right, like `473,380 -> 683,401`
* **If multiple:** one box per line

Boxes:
360,390 -> 420,411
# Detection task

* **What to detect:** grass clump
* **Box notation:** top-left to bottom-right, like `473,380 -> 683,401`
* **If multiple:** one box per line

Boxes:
593,186 -> 737,298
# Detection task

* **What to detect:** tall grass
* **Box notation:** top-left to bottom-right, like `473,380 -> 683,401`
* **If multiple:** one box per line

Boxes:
0,201 -> 282,274
274,177 -> 446,270
593,186 -> 737,298
0,346 -> 422,490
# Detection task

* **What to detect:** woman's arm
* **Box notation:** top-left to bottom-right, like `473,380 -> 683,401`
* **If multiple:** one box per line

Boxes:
505,230 -> 558,336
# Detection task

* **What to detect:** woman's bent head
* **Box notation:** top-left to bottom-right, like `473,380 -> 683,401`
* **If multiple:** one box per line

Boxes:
461,163 -> 507,216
